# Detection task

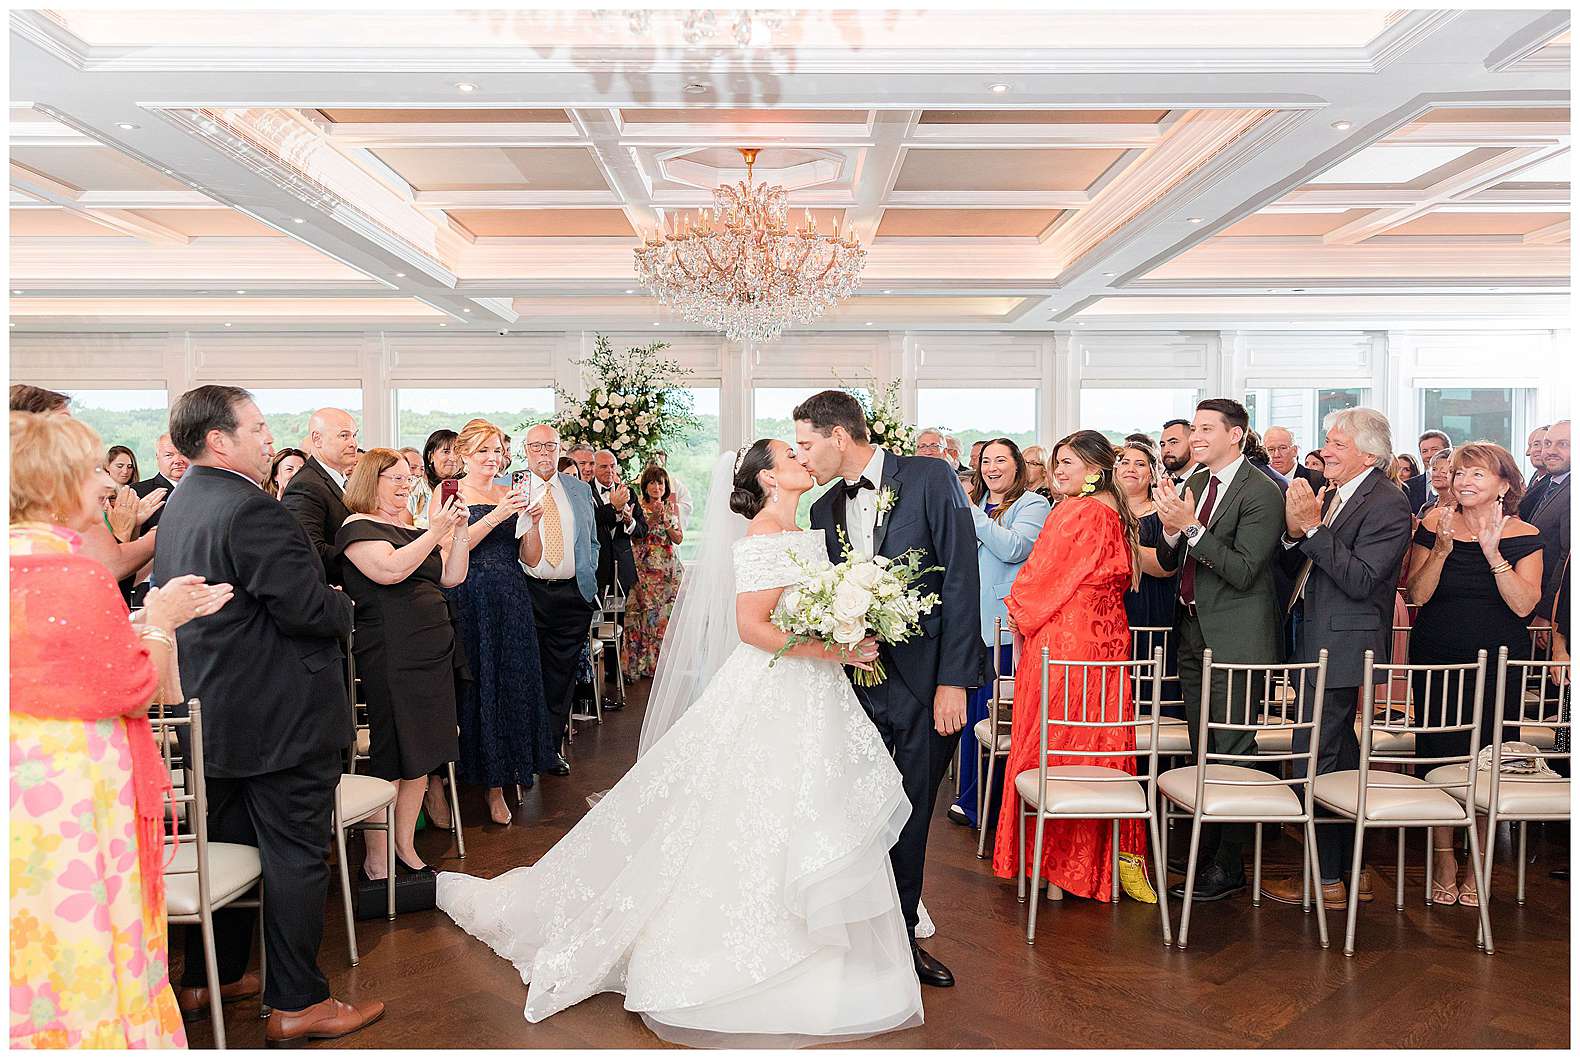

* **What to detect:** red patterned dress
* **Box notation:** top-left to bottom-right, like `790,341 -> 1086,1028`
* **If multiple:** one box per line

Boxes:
991,498 -> 1146,899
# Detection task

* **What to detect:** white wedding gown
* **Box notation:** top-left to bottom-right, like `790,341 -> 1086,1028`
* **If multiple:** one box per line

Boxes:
437,530 -> 923,1048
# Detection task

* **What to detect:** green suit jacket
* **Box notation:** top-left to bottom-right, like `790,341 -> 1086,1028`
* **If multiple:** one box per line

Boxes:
1157,460 -> 1285,663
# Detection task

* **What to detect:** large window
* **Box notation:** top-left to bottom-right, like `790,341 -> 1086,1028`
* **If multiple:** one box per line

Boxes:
1421,387 -> 1515,449
395,387 -> 554,452
63,388 -> 168,477
918,387 -> 1038,457
669,387 -> 720,562
250,388 -> 363,451
1247,386 -> 1368,449
1079,387 -> 1200,445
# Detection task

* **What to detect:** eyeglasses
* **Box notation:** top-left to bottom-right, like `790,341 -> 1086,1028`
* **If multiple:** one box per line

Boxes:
379,472 -> 415,483
524,442 -> 559,453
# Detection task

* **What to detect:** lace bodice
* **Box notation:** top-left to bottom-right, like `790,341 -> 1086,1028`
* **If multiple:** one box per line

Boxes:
731,530 -> 829,594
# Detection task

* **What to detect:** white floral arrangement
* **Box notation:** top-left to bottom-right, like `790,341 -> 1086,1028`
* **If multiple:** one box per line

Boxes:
771,533 -> 940,687
524,334 -> 698,477
852,379 -> 918,455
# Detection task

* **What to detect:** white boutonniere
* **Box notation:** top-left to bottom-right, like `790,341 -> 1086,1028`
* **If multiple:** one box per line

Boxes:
874,486 -> 898,527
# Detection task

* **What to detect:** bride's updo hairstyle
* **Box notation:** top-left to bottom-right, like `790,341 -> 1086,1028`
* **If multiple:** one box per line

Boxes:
730,439 -> 778,519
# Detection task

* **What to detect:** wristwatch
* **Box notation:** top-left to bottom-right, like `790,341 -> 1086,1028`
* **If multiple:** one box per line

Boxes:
1183,523 -> 1204,545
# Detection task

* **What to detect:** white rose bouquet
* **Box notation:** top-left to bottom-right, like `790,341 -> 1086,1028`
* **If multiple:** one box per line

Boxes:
771,533 -> 940,687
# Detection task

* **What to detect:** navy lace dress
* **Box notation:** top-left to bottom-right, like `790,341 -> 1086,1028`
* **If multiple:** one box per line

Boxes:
444,505 -> 555,788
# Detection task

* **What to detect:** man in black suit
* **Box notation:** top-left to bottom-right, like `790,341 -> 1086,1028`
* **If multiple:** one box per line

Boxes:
1528,420 -> 1570,633
798,390 -> 986,990
280,407 -> 358,582
132,432 -> 188,532
1520,424 -> 1552,521
1264,425 -> 1326,492
590,448 -> 645,597
1259,408 -> 1412,909
1159,418 -> 1196,485
153,386 -> 382,1045
1403,430 -> 1452,514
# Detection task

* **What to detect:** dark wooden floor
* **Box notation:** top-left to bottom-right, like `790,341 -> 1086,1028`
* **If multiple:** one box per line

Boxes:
177,679 -> 1570,1050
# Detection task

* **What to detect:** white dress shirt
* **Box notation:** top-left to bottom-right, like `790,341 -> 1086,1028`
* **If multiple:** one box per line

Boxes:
320,459 -> 347,492
516,471 -> 577,581
670,474 -> 694,529
843,446 -> 887,557
1162,453 -> 1246,548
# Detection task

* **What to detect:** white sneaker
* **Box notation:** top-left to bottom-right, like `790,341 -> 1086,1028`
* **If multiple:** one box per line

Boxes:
915,900 -> 936,939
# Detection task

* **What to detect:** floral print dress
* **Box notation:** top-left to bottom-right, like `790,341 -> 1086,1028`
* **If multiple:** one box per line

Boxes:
620,500 -> 684,680
10,524 -> 186,1049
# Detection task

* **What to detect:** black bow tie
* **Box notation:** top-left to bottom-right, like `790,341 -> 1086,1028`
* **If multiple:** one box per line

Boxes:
843,476 -> 875,500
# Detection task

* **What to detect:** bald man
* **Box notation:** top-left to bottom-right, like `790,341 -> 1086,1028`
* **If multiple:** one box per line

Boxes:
280,407 -> 359,581
133,432 -> 188,534
1264,426 -> 1324,492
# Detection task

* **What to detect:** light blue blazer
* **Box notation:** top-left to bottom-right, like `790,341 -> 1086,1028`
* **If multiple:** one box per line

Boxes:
972,490 -> 1053,647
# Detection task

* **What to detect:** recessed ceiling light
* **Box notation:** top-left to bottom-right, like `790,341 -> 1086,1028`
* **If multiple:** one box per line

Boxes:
115,122 -> 139,130
624,289 -> 635,295
865,321 -> 874,326
1331,120 -> 1353,131
882,289 -> 893,294
456,82 -> 478,93
989,83 -> 1010,94
1077,321 -> 1087,326
1102,272 -> 1115,278
684,83 -> 708,95
235,289 -> 246,294
395,272 -> 406,278
1187,217 -> 1204,224
11,289 -> 22,295
163,168 -> 173,174
224,322 -> 232,327
439,322 -> 447,327
190,184 -> 203,190
652,322 -> 660,326
463,307 -> 472,313
292,217 -> 305,224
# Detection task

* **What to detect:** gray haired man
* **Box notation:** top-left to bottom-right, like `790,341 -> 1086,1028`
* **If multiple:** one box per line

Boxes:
1260,407 -> 1413,909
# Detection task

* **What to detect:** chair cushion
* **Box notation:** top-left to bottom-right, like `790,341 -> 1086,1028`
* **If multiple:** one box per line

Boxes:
1014,765 -> 1148,815
1136,716 -> 1191,754
1159,764 -> 1302,817
1368,728 -> 1416,755
163,842 -> 262,918
1313,769 -> 1465,823
1423,764 -> 1571,816
973,718 -> 1011,753
1520,725 -> 1557,751
1255,725 -> 1294,754
338,773 -> 397,824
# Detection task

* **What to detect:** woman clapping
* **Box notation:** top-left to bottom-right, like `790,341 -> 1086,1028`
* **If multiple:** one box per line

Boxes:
335,449 -> 470,878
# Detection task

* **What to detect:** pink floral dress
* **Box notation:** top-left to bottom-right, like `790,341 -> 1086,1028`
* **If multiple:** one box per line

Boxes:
9,524 -> 186,1048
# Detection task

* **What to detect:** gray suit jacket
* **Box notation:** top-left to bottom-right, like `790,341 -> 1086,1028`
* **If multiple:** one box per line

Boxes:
1527,473 -> 1570,615
1280,468 -> 1413,689
1157,461 -> 1285,663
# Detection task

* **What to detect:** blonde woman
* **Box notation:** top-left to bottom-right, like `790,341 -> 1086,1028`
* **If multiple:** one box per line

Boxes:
443,419 -> 552,826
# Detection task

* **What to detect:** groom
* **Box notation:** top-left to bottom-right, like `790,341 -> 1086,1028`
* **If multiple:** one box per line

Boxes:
795,390 -> 987,989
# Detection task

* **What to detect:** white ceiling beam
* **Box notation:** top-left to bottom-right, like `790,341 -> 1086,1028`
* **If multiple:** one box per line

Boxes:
79,208 -> 190,245
320,121 -> 583,148
410,189 -> 623,209
1523,218 -> 1570,244
1322,145 -> 1558,244
1386,120 -> 1570,146
840,110 -> 915,246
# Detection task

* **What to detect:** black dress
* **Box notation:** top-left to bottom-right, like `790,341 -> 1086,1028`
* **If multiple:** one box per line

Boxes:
335,519 -> 464,781
443,505 -> 555,787
1127,510 -> 1182,710
1410,524 -> 1544,761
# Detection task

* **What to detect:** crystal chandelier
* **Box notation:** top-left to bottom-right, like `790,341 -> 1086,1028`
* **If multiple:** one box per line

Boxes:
632,148 -> 867,344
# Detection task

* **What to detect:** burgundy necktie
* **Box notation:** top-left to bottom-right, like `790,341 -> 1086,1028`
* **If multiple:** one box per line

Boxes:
1179,474 -> 1221,606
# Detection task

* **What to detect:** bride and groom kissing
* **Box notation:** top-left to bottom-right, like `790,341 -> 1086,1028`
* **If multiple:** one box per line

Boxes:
437,390 -> 988,1047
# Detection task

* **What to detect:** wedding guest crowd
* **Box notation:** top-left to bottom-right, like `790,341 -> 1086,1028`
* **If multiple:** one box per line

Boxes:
18,367 -> 1570,1049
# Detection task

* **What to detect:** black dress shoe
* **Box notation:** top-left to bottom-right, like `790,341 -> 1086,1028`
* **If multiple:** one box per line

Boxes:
602,699 -> 624,712
1551,867 -> 1568,881
911,943 -> 954,988
946,804 -> 972,828
546,754 -> 571,777
1167,861 -> 1246,902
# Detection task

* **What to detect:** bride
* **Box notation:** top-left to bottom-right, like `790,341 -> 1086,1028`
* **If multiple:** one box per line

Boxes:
436,439 -> 924,1047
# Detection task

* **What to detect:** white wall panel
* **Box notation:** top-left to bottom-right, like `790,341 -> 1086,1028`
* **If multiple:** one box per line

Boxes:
189,332 -> 364,384
1241,331 -> 1373,386
911,332 -> 1045,381
1074,331 -> 1213,380
385,332 -> 560,384
749,332 -> 886,382
10,332 -> 172,386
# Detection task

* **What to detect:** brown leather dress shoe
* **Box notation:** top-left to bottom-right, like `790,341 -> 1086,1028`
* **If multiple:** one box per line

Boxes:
264,997 -> 385,1048
176,971 -> 262,1020
1261,874 -> 1348,909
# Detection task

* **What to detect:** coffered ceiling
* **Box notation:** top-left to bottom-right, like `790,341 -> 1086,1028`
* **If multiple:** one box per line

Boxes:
8,7 -> 1571,335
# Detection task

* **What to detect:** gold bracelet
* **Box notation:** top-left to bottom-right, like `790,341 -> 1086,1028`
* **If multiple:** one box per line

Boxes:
1489,560 -> 1513,575
138,626 -> 176,649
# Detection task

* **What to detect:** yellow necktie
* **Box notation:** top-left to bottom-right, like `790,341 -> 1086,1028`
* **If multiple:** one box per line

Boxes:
540,484 -> 564,567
